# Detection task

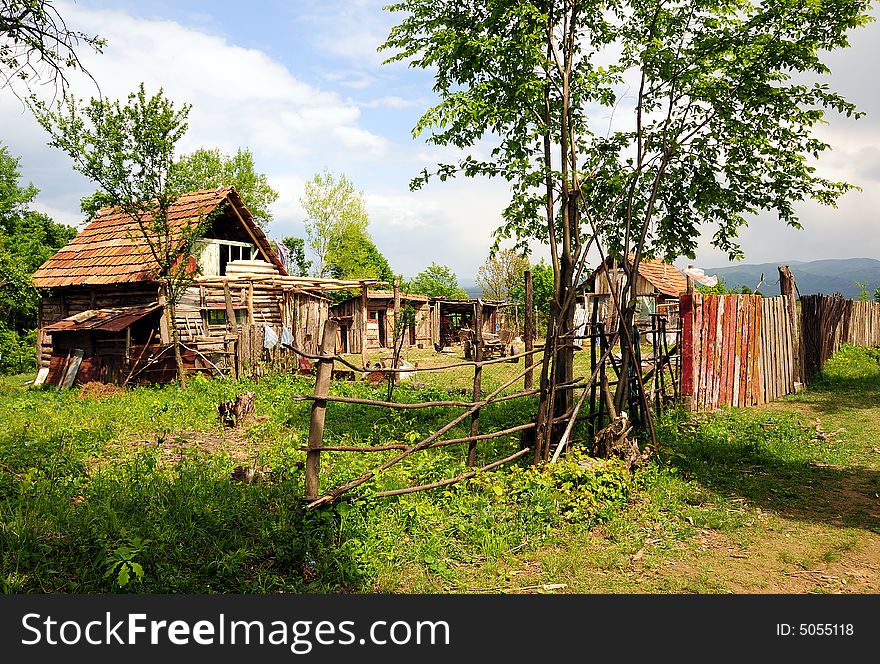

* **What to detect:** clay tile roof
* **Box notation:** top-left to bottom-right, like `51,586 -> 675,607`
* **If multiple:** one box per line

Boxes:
631,255 -> 688,297
31,186 -> 286,289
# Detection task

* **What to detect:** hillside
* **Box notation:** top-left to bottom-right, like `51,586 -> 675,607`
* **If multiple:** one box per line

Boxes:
706,257 -> 880,298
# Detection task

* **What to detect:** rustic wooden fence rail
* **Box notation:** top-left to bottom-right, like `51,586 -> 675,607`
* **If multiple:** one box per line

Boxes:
292,307 -> 681,507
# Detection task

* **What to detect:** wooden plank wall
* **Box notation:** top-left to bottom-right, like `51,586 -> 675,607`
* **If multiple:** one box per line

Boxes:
760,296 -> 795,403
682,293 -> 797,411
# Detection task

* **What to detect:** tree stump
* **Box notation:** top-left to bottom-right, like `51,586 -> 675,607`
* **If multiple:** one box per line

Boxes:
218,391 -> 255,427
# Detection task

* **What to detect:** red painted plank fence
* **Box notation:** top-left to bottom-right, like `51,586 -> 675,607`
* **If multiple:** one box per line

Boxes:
681,294 -> 795,411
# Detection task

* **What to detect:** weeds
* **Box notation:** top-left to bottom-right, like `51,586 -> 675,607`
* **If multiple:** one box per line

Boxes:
1,345 -> 878,593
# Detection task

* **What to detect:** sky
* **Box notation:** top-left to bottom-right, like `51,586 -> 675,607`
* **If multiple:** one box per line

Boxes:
1,0 -> 878,282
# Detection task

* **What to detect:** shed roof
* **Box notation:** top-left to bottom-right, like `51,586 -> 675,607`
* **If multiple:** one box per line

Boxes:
588,255 -> 687,298
366,290 -> 430,302
31,186 -> 286,289
43,305 -> 162,333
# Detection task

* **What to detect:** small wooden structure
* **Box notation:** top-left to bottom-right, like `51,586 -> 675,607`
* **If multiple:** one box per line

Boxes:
329,289 -> 434,353
579,254 -> 686,330
434,299 -> 509,350
31,186 -> 376,386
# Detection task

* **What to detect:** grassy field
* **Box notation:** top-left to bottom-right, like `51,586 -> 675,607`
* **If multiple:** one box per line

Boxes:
1,344 -> 878,593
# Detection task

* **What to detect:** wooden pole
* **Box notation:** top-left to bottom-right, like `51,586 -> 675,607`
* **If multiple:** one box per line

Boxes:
247,282 -> 254,325
524,269 -> 534,390
157,285 -> 171,344
778,265 -> 804,390
304,319 -> 338,501
467,299 -> 484,466
360,282 -> 369,367
223,282 -> 239,334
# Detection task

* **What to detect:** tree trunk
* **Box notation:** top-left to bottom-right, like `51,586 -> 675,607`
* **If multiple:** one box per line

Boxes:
169,300 -> 187,386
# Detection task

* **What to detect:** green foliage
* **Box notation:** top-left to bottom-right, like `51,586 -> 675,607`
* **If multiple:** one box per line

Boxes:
855,281 -> 871,302
488,454 -> 630,524
104,537 -> 146,588
327,227 -> 394,283
0,328 -> 36,374
695,277 -> 756,296
0,1 -> 105,97
281,236 -> 312,276
0,144 -> 76,373
477,247 -> 529,301
302,169 -> 372,278
382,0 -> 871,262
170,148 -> 279,228
407,262 -> 467,299
31,86 -> 207,308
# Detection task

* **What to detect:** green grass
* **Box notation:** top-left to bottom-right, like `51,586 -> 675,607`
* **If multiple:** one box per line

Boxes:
2,344 -> 879,593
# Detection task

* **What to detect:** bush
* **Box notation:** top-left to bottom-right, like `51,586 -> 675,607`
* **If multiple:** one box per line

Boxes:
0,327 -> 36,374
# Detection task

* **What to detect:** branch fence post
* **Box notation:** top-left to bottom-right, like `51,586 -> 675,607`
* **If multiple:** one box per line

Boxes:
304,319 -> 338,502
467,300 -> 484,467
524,270 -> 534,390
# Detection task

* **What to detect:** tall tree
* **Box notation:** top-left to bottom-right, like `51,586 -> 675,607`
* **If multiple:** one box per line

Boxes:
407,262 -> 468,300
0,0 -> 104,96
0,143 -> 75,373
301,169 -> 370,278
383,0 -> 871,460
171,148 -> 279,228
281,236 -> 312,276
477,247 -> 529,301
327,226 -> 394,282
32,83 -> 202,383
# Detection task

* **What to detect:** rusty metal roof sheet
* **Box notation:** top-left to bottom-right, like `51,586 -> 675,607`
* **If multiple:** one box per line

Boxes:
31,187 -> 286,289
43,305 -> 162,333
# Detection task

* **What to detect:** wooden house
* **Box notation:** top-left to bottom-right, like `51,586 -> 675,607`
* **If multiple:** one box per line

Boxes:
30,186 -> 364,386
434,299 -> 508,348
579,255 -> 686,332
329,290 -> 435,354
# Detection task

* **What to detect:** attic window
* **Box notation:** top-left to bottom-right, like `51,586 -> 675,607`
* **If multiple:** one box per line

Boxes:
219,243 -> 252,275
197,239 -> 255,276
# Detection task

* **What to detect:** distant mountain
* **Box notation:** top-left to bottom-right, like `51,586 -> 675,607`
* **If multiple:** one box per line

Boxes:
457,278 -> 483,299
705,258 -> 880,299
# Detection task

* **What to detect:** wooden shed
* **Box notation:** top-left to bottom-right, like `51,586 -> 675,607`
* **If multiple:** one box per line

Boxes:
30,186 -> 354,386
330,290 -> 435,354
579,255 -> 686,331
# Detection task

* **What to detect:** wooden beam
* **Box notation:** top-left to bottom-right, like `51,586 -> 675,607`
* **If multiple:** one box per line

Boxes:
524,269 -> 534,390
304,319 -> 338,501
223,282 -> 239,334
157,285 -> 171,344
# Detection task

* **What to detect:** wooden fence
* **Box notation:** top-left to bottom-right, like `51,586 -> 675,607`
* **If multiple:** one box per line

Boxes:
802,295 -> 880,380
681,293 -> 798,410
292,304 -> 682,506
